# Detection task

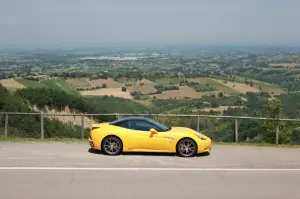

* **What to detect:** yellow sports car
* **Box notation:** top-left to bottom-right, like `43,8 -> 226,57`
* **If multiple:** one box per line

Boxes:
89,117 -> 211,157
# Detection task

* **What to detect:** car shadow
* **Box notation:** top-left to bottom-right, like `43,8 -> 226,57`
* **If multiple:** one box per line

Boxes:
88,148 -> 210,157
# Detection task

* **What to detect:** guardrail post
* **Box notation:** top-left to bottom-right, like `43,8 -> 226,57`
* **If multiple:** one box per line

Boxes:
81,115 -> 84,140
116,113 -> 119,120
40,111 -> 44,139
4,113 -> 8,139
276,124 -> 279,144
234,118 -> 238,142
197,116 -> 200,132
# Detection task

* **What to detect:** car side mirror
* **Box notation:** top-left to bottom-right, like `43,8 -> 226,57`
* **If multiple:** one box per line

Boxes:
150,128 -> 158,134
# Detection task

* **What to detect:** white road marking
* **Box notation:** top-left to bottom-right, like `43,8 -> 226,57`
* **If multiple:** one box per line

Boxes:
0,167 -> 300,171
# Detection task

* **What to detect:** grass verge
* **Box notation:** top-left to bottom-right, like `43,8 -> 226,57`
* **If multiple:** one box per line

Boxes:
0,136 -> 87,143
214,141 -> 300,149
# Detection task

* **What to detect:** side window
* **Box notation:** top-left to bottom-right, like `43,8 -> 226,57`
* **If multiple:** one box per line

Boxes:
129,121 -> 154,131
118,121 -> 131,129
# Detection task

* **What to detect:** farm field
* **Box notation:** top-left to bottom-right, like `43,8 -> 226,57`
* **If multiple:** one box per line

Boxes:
80,88 -> 133,99
187,77 -> 240,95
224,76 -> 285,94
155,78 -> 183,85
0,79 -> 25,89
126,79 -> 157,94
41,79 -> 79,95
153,86 -> 217,99
66,78 -> 92,89
213,79 -> 260,94
15,79 -> 48,88
193,106 -> 246,113
90,78 -> 121,88
258,67 -> 300,71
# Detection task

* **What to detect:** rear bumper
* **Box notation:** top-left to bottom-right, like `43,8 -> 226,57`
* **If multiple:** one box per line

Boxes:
88,138 -> 94,148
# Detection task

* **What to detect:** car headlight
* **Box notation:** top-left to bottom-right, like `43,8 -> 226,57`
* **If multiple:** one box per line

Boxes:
196,134 -> 206,140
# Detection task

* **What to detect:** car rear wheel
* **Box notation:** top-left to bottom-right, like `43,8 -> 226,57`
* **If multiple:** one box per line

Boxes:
176,138 -> 197,157
101,136 -> 123,155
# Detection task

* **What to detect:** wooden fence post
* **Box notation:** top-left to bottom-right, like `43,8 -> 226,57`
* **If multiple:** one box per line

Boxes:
40,112 -> 44,139
234,119 -> 238,142
4,114 -> 8,139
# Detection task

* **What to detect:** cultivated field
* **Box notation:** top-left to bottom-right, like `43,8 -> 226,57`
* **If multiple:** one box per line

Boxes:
155,78 -> 182,85
66,78 -> 92,89
214,79 -> 260,94
187,78 -> 240,95
193,106 -> 246,113
0,79 -> 26,89
16,79 -> 47,88
90,78 -> 121,88
269,63 -> 300,68
232,76 -> 285,94
80,88 -> 133,99
153,86 -> 217,99
42,79 -> 79,95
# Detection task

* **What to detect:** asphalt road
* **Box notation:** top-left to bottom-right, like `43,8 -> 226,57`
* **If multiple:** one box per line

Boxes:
1,142 -> 300,199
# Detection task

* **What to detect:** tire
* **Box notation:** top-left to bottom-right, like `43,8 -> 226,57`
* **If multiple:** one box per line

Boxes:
176,138 -> 198,157
101,136 -> 123,156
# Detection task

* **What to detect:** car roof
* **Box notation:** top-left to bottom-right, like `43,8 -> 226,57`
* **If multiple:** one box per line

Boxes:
110,117 -> 152,125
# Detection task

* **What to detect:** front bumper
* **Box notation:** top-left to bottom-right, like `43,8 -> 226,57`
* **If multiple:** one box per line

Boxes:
197,139 -> 212,153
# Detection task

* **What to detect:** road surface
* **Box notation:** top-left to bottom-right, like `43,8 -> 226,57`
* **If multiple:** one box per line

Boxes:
0,142 -> 300,199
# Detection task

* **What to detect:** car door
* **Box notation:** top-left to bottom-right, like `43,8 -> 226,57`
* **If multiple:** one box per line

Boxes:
127,120 -> 171,151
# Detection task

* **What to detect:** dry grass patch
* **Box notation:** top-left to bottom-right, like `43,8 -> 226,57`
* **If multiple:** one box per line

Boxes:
0,79 -> 25,89
80,88 -> 133,99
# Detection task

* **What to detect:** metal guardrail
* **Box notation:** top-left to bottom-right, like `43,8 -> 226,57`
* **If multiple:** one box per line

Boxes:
0,112 -> 297,144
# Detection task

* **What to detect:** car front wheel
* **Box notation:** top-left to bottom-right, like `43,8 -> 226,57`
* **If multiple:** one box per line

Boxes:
176,138 -> 198,157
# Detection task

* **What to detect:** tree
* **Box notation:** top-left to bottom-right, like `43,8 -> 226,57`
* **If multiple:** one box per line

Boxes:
263,99 -> 292,144
249,80 -> 254,87
218,92 -> 223,97
121,87 -> 127,92
211,101 -> 219,108
102,84 -> 107,88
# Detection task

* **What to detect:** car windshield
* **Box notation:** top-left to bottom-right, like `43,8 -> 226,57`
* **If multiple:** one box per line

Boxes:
147,119 -> 170,132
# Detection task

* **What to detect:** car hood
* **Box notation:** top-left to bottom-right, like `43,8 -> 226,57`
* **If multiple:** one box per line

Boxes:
169,127 -> 210,139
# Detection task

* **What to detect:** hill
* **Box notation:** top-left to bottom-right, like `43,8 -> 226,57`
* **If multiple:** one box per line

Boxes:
0,85 -> 149,139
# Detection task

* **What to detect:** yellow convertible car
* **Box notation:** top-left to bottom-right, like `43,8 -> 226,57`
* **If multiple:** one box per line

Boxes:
89,117 -> 211,157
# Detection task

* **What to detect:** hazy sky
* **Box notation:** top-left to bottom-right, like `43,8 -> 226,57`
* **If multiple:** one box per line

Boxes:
0,0 -> 300,47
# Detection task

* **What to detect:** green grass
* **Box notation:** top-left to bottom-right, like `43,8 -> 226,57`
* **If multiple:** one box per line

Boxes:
0,136 -> 87,143
214,141 -> 300,148
16,79 -> 48,88
155,78 -> 183,85
41,79 -> 80,95
234,76 -> 282,89
16,79 -> 80,95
